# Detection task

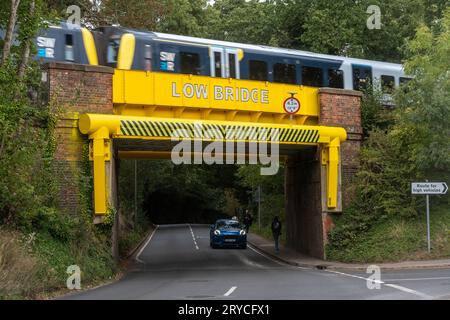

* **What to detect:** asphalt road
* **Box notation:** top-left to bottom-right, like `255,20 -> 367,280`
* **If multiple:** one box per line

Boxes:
63,224 -> 450,300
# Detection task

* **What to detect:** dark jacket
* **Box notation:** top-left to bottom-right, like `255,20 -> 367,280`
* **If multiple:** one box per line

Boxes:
271,220 -> 281,236
243,214 -> 253,226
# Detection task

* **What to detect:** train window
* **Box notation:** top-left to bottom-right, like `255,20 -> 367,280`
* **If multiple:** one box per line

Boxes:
328,69 -> 344,88
107,39 -> 120,66
214,52 -> 222,77
65,34 -> 74,61
273,63 -> 296,84
144,44 -> 152,71
228,53 -> 236,78
400,77 -> 412,85
302,66 -> 323,87
352,66 -> 372,91
180,52 -> 201,75
381,75 -> 395,93
249,60 -> 268,81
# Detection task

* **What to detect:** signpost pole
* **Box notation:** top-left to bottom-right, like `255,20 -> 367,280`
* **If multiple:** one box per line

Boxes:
411,181 -> 448,254
426,193 -> 431,253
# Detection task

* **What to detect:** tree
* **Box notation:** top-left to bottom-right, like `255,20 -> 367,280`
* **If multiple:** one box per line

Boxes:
327,10 -> 450,254
210,0 -> 279,44
395,9 -> 450,174
99,0 -> 166,30
18,0 -> 39,79
156,0 -> 219,37
1,0 -> 21,65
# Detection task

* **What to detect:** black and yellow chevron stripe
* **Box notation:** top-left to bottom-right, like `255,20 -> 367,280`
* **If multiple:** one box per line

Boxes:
119,120 -> 320,144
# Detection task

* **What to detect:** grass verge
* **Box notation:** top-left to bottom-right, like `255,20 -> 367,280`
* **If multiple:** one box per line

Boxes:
0,227 -> 116,300
327,204 -> 450,263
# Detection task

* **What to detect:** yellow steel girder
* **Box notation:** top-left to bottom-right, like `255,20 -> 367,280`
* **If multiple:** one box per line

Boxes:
112,70 -> 320,125
79,114 -> 346,144
79,114 -> 346,215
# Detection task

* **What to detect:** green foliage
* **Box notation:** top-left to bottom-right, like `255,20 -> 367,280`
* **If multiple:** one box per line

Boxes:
360,86 -> 395,138
398,10 -> 450,173
328,203 -> 450,262
119,160 -> 243,224
33,230 -> 115,294
236,164 -> 285,229
118,216 -> 152,257
327,11 -> 450,260
0,2 -> 117,299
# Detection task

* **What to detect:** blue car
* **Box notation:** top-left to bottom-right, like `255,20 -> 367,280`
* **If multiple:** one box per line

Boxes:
210,219 -> 247,249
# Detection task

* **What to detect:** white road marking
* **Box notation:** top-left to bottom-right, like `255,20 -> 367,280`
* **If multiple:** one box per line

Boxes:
224,286 -> 237,296
135,225 -> 159,263
188,224 -> 199,250
325,269 -> 433,299
384,276 -> 450,282
384,283 -> 432,299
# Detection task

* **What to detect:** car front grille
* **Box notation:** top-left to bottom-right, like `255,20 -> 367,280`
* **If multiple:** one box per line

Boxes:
223,235 -> 239,240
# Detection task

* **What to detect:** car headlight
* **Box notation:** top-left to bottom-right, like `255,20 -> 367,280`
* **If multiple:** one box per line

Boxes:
214,229 -> 221,235
240,230 -> 246,235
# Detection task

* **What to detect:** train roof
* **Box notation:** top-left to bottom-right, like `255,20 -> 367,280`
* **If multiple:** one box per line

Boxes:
152,32 -> 404,71
96,25 -> 405,72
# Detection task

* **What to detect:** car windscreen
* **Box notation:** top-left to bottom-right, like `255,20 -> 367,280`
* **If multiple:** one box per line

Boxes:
216,221 -> 241,229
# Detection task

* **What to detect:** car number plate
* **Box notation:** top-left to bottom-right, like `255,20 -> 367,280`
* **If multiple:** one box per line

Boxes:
225,239 -> 236,242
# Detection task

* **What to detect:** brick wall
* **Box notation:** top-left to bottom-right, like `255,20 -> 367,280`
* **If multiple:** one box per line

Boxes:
44,62 -> 114,214
318,88 -> 363,185
45,62 -> 114,114
318,88 -> 362,255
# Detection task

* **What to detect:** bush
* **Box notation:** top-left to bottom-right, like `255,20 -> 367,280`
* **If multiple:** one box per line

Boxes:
0,228 -> 39,299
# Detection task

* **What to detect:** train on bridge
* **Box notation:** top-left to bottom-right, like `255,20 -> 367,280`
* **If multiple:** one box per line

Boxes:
5,22 -> 411,99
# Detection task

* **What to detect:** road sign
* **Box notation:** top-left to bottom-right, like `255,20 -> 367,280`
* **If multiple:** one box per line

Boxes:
283,97 -> 300,114
411,181 -> 448,253
411,182 -> 448,195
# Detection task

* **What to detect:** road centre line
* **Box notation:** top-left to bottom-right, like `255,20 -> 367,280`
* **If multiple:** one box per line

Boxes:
135,225 -> 159,263
224,286 -> 237,296
188,224 -> 199,250
325,269 -> 433,299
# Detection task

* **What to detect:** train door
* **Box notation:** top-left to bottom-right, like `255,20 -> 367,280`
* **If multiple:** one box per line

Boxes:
352,64 -> 372,91
225,48 -> 240,79
210,47 -> 240,79
210,47 -> 225,77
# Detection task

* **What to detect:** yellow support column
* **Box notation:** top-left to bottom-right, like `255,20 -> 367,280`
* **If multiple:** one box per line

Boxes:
89,127 -> 110,215
324,137 -> 340,209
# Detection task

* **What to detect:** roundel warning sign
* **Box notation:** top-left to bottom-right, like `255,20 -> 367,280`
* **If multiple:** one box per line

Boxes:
283,97 -> 300,114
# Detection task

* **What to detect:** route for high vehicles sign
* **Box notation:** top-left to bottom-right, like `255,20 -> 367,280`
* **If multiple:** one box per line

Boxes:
411,182 -> 448,195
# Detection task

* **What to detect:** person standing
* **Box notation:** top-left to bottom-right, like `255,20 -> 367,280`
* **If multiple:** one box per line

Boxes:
271,216 -> 282,253
243,210 -> 253,233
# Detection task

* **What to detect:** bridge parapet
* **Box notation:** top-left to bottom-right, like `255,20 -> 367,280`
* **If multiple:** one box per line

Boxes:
113,70 -> 320,125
